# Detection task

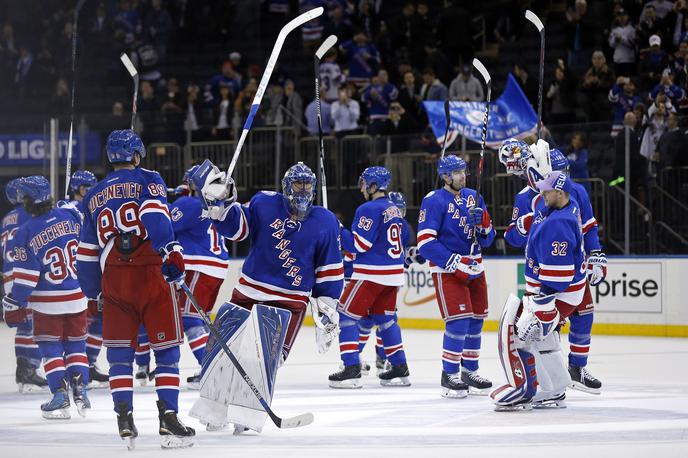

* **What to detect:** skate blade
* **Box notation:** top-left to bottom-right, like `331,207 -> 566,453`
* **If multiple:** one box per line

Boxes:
160,435 -> 194,449
121,436 -> 135,451
380,377 -> 411,387
328,378 -> 362,389
441,387 -> 468,399
18,383 -> 49,394
233,424 -> 249,435
494,402 -> 533,412
76,401 -> 91,418
205,422 -> 228,432
42,408 -> 71,420
569,381 -> 601,395
467,386 -> 492,396
533,400 -> 567,409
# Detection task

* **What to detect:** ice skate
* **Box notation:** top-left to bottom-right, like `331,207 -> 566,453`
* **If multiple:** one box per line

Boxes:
233,424 -> 250,435
71,373 -> 91,417
328,364 -> 362,389
568,364 -> 601,394
361,361 -> 371,376
16,357 -> 48,394
134,365 -> 153,386
379,362 -> 411,387
494,398 -> 533,412
441,370 -> 468,399
186,370 -> 201,390
375,356 -> 391,377
461,368 -> 493,395
532,392 -> 567,409
88,363 -> 109,388
205,421 -> 228,432
157,400 -> 195,449
41,379 -> 71,420
115,402 -> 138,451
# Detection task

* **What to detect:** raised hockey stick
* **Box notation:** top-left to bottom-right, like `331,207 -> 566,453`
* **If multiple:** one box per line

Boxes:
435,99 -> 451,188
63,0 -> 87,200
119,53 -> 139,130
314,34 -> 338,208
470,58 -> 492,255
226,7 -> 324,178
179,282 -> 314,429
525,10 -> 545,139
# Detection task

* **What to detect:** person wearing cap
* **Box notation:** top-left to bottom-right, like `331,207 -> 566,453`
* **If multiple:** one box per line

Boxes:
608,75 -> 642,136
649,67 -> 686,109
640,34 -> 669,89
449,64 -> 484,101
608,7 -> 637,77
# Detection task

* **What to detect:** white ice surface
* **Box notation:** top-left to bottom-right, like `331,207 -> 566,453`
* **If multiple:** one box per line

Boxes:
0,325 -> 687,458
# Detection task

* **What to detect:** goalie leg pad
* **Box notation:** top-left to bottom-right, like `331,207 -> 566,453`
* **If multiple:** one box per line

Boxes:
532,332 -> 570,406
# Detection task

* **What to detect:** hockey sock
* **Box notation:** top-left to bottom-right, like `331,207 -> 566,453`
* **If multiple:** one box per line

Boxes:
518,349 -> 538,399
442,318 -> 469,374
357,315 -> 374,353
15,320 -> 40,368
107,347 -> 135,412
85,316 -> 103,365
461,317 -> 484,372
63,340 -> 90,384
38,341 -> 66,393
375,331 -> 386,361
183,316 -> 209,365
372,314 -> 406,366
153,346 -> 181,413
338,313 -> 361,366
568,312 -> 593,367
134,325 -> 151,367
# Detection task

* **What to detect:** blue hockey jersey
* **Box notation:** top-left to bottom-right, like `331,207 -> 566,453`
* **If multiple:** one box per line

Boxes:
76,168 -> 176,300
1,205 -> 30,291
417,188 -> 495,273
340,197 -> 407,286
524,201 -> 586,304
10,207 -> 87,315
211,191 -> 344,303
169,196 -> 229,279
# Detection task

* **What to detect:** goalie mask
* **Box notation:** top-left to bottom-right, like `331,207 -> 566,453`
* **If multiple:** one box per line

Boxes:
498,138 -> 531,177
282,162 -> 317,220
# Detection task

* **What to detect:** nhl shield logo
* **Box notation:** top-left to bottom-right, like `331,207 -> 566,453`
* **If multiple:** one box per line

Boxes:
157,332 -> 166,340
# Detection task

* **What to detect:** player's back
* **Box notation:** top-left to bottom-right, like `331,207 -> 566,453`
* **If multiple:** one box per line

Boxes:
2,205 -> 30,282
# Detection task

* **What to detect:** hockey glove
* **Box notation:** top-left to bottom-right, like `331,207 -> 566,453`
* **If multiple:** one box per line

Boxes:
586,251 -> 607,286
445,253 -> 483,281
159,241 -> 185,284
191,159 -> 237,207
468,206 -> 492,236
173,184 -> 190,196
2,295 -> 29,328
516,294 -> 559,342
515,213 -> 533,237
87,293 -> 103,317
310,296 -> 340,354
404,246 -> 426,266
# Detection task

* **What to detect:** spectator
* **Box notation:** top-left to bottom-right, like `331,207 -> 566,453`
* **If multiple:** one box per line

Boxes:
435,0 -> 472,67
183,82 -> 204,140
282,79 -> 304,130
608,9 -> 637,77
566,132 -> 591,193
655,111 -> 687,167
212,82 -> 233,140
382,101 -> 417,137
669,1 -> 688,48
449,64 -> 484,102
339,29 -> 381,88
612,112 -> 645,203
361,69 -> 399,135
323,5 -> 353,44
234,77 -> 259,125
637,5 -> 663,51
640,99 -> 668,178
331,87 -> 361,137
493,3 -> 521,44
88,2 -> 112,45
50,77 -> 70,117
128,38 -> 162,85
320,48 -> 344,102
138,80 -> 159,137
609,76 -> 642,136
355,0 -> 381,39
204,60 -> 241,106
546,60 -> 577,124
640,34 -> 670,90
228,51 -> 245,82
641,0 -> 675,22
300,0 -> 326,50
581,51 -> 615,121
649,69 -> 686,109
305,96 -> 332,136
419,67 -> 448,102
113,0 -> 142,43
112,101 -> 125,117
264,83 -> 285,126
512,62 -> 538,110
422,42 -> 452,86
15,45 -> 34,98
144,0 -> 173,58
397,70 -> 420,123
565,0 -> 596,70
389,2 -> 422,66
160,77 -> 183,114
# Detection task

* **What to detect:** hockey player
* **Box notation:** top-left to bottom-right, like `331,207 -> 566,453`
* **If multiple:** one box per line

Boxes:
499,139 -> 605,393
491,170 -> 587,410
76,129 -> 194,449
417,155 -> 495,398
1,177 -> 48,392
2,176 -> 90,418
329,167 -> 411,388
68,170 -> 98,214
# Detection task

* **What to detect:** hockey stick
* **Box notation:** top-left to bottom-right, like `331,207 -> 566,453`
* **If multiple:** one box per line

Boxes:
226,7 -> 324,178
435,99 -> 451,188
119,53 -> 139,130
314,34 -> 338,208
63,0 -> 87,200
525,10 -> 545,139
179,282 -> 314,429
470,58 -> 492,255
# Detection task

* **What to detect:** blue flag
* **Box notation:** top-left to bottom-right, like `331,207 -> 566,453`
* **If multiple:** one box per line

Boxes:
423,74 -> 537,149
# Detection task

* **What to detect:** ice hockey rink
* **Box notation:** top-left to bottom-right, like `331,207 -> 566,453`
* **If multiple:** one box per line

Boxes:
0,326 -> 686,458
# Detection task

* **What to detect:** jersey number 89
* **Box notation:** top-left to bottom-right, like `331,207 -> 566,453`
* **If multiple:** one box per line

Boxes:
97,202 -> 148,246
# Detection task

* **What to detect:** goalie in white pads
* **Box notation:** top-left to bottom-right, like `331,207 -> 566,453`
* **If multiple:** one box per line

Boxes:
491,170 -> 587,411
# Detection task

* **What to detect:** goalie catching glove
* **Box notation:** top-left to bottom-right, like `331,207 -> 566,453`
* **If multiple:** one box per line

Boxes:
190,159 -> 237,220
309,296 -> 340,354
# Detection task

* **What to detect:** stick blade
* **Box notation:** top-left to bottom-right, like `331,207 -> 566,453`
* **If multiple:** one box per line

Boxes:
524,10 -> 544,32
286,6 -> 324,33
119,53 -> 138,77
277,412 -> 314,429
472,58 -> 491,85
316,35 -> 338,60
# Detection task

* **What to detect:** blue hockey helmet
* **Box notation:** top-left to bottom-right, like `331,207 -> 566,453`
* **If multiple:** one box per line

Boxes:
437,154 -> 467,177
499,138 -> 531,176
5,178 -> 23,205
70,170 -> 97,192
359,166 -> 391,192
388,191 -> 406,217
106,129 -> 146,164
549,148 -> 570,174
18,175 -> 51,204
282,162 -> 317,220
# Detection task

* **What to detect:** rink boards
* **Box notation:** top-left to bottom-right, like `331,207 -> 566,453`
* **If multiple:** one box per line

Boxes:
214,257 -> 688,338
